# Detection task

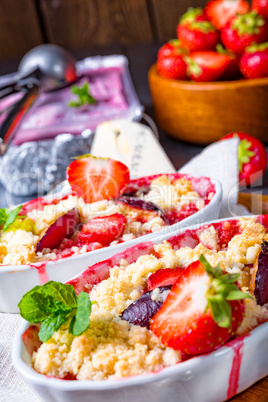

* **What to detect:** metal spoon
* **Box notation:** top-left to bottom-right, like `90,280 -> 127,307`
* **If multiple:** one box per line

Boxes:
0,44 -> 78,155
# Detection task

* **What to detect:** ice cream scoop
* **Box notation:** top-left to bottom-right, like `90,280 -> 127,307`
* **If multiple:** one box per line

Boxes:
0,44 -> 77,155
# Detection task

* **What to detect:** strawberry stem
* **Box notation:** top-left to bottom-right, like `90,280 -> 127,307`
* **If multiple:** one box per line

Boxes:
199,255 -> 252,328
238,138 -> 255,172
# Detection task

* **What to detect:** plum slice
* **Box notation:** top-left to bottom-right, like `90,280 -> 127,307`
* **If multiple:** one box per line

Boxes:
36,208 -> 80,252
254,240 -> 268,306
121,286 -> 171,329
117,196 -> 170,224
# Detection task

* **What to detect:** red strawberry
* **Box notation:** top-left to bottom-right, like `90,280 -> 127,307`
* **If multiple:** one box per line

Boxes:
67,155 -> 130,203
179,7 -> 208,25
252,0 -> 268,19
205,0 -> 250,30
150,255 -> 250,356
78,213 -> 127,246
239,42 -> 268,78
158,40 -> 188,60
186,51 -> 231,82
147,268 -> 184,290
157,54 -> 188,80
36,208 -> 80,252
22,325 -> 42,356
177,21 -> 220,52
216,44 -> 241,80
221,11 -> 268,54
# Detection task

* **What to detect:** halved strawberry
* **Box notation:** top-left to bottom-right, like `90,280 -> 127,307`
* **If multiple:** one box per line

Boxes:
148,268 -> 184,290
67,155 -> 130,203
36,208 -> 80,252
78,213 -> 127,246
186,51 -> 231,81
150,255 -> 251,356
205,0 -> 250,30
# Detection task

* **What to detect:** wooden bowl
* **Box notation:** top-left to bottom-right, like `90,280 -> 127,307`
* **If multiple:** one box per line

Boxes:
148,63 -> 268,144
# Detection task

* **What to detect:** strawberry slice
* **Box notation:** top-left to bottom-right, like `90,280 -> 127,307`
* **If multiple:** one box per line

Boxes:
186,51 -> 231,82
22,325 -> 42,356
67,155 -> 130,203
36,208 -> 80,252
205,0 -> 250,30
78,213 -> 127,246
148,268 -> 184,290
150,255 -> 251,356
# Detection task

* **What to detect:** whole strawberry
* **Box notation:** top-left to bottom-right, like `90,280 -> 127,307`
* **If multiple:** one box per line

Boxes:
177,21 -> 220,52
239,42 -> 268,78
205,0 -> 250,30
186,51 -> 231,82
157,54 -> 188,80
150,255 -> 251,356
179,7 -> 208,24
252,0 -> 268,19
157,40 -> 188,60
221,11 -> 268,54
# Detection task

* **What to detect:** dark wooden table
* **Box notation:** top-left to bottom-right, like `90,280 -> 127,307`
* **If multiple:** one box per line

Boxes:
0,43 -> 267,401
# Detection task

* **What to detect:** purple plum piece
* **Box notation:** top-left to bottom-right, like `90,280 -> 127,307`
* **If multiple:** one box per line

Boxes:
117,196 -> 170,224
120,286 -> 171,329
36,208 -> 80,252
123,187 -> 151,197
254,240 -> 268,305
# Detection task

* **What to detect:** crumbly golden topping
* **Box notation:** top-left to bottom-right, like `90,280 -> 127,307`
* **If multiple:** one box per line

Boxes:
32,217 -> 268,380
0,176 -> 204,265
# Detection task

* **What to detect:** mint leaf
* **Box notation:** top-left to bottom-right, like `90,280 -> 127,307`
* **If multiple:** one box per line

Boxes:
69,83 -> 96,108
3,205 -> 22,231
18,281 -> 77,323
39,311 -> 70,343
18,281 -> 93,342
69,292 -> 92,336
0,208 -> 9,225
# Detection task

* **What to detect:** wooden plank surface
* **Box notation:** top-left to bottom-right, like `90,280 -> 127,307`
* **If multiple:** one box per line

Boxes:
149,0 -> 207,41
0,0 -> 43,59
40,0 -> 153,48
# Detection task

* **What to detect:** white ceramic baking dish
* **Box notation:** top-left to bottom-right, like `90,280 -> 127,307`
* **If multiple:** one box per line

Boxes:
12,215 -> 268,402
0,176 -> 222,313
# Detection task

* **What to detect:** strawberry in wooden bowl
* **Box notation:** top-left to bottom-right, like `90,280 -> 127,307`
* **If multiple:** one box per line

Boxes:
0,156 -> 221,313
149,0 -> 268,143
14,215 -> 268,401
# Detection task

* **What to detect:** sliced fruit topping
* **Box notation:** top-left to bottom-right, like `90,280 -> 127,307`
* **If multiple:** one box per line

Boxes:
205,0 -> 250,30
147,268 -> 184,290
67,155 -> 130,203
117,196 -> 170,224
121,286 -> 171,329
78,213 -> 127,246
150,255 -> 251,356
36,208 -> 80,252
254,240 -> 268,305
21,325 -> 42,356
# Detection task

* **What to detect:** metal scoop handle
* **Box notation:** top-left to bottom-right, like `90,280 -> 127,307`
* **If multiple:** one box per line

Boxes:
0,83 -> 39,155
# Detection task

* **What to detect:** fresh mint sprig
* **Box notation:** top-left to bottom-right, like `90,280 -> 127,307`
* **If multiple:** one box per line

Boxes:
69,82 -> 96,108
18,281 -> 92,342
0,205 -> 23,231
